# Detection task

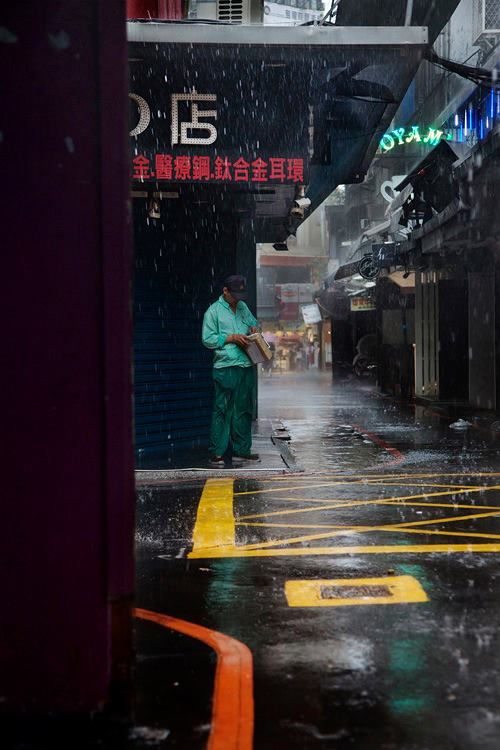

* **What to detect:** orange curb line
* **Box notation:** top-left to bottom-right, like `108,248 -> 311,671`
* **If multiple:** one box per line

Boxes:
134,608 -> 254,750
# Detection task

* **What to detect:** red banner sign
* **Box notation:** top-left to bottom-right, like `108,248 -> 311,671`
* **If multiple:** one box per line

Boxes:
132,154 -> 304,184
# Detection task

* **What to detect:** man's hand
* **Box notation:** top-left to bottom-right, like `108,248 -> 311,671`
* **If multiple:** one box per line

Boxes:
227,334 -> 250,348
248,326 -> 259,334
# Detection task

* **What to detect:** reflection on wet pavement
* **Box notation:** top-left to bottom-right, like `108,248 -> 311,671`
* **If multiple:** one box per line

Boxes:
136,371 -> 500,749
259,371 -> 499,474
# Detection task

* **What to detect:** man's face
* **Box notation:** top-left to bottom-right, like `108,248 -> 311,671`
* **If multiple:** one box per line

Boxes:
223,287 -> 238,305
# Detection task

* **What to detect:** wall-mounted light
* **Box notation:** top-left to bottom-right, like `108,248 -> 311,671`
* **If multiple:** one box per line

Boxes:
148,197 -> 161,219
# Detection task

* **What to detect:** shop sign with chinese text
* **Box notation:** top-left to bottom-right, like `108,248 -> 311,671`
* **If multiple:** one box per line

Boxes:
129,42 -> 309,186
350,297 -> 376,312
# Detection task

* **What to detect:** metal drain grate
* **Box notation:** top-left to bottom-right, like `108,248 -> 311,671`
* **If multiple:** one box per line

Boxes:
321,584 -> 392,599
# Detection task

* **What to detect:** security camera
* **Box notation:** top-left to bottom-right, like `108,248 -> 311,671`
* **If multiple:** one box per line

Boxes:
294,197 -> 311,209
290,196 -> 311,218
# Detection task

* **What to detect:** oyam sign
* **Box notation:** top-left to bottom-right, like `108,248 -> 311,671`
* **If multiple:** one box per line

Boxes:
379,125 -> 453,152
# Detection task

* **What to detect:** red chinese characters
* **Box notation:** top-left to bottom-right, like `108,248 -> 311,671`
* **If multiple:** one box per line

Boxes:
269,157 -> 286,182
132,155 -> 151,180
287,158 -> 304,183
192,156 -> 210,181
213,157 -> 232,181
251,158 -> 268,182
174,156 -> 191,180
155,154 -> 172,180
233,157 -> 250,182
133,154 -> 304,184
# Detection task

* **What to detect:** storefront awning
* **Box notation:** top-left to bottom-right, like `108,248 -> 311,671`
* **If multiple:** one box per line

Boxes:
335,0 -> 461,44
128,22 -> 428,241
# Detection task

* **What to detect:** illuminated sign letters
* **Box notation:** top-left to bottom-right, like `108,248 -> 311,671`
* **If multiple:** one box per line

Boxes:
171,92 -> 217,146
129,93 -> 151,136
379,125 -> 452,152
129,90 -> 218,146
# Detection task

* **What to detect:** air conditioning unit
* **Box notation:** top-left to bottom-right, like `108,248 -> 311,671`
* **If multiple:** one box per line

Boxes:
472,0 -> 500,45
217,0 -> 251,23
360,218 -> 370,229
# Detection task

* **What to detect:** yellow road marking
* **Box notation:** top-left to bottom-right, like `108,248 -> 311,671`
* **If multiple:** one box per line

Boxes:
238,521 -> 500,542
274,495 -> 500,510
378,526 -> 500,541
191,479 -> 235,551
188,474 -> 500,559
284,576 -> 428,607
392,507 -> 500,529
234,472 -> 500,494
233,508 -> 500,551
188,543 -> 500,559
239,486 -> 500,521
256,472 -> 500,483
369,482 -> 485,490
235,481 -> 365,498
274,497 -> 500,510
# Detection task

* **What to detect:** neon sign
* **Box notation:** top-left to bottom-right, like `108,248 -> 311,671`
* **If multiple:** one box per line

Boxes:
379,125 -> 453,152
132,154 -> 305,184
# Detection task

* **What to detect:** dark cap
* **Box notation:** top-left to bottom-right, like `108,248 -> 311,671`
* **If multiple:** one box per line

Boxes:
223,275 -> 247,301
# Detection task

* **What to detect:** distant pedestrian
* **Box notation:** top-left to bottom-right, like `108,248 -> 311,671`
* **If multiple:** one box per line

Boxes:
307,343 -> 314,368
202,275 -> 261,468
261,341 -> 275,376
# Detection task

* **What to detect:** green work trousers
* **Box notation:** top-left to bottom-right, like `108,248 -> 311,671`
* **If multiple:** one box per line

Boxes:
209,365 -> 255,457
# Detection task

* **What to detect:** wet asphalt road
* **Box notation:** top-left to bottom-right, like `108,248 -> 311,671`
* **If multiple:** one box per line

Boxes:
136,372 -> 500,749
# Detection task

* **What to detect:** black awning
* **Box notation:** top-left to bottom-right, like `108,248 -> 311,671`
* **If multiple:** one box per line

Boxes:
128,23 -> 427,241
394,140 -> 464,214
335,0 -> 460,44
331,261 -> 360,282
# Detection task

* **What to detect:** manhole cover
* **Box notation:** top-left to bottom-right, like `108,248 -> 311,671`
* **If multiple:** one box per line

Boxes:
320,584 -> 391,599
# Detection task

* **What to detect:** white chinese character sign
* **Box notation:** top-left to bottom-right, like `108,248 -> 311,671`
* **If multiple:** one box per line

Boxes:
171,92 -> 217,146
128,42 -> 310,186
128,33 -> 427,189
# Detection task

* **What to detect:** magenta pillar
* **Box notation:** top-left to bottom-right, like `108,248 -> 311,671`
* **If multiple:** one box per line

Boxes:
1,2 -> 134,712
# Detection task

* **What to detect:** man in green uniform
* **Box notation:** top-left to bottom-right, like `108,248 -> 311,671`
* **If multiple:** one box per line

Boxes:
202,275 -> 261,468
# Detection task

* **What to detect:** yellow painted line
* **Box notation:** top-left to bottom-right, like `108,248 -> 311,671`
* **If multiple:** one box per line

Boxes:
284,576 -> 428,607
237,521 -> 500,541
390,507 -> 500,530
377,526 -> 500,541
369,488 -> 487,494
381,500 -> 500,510
275,496 -> 500,511
238,486 -> 500,521
187,543 -> 500,559
239,516 -> 500,541
235,508 -> 500,550
257,472 -> 500,483
234,481 -> 365,498
191,478 -> 236,552
235,472 -> 500,493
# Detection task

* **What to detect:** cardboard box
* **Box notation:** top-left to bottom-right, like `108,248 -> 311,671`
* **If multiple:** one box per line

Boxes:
246,333 -> 273,365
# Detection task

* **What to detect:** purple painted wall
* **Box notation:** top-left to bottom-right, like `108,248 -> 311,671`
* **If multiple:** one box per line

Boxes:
1,2 -> 134,711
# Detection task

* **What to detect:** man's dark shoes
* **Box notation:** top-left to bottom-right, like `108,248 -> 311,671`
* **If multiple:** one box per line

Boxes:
208,456 -> 225,468
233,453 -> 261,463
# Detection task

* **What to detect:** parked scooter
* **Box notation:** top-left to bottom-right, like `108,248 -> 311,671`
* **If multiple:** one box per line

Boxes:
352,334 -> 377,378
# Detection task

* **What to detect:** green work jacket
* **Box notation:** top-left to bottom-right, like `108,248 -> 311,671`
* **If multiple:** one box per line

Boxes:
202,296 -> 258,369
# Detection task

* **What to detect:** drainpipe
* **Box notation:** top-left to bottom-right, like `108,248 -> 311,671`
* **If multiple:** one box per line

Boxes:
405,0 -> 414,25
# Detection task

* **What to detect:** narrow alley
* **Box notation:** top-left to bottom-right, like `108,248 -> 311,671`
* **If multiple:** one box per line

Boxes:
135,371 -> 500,749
